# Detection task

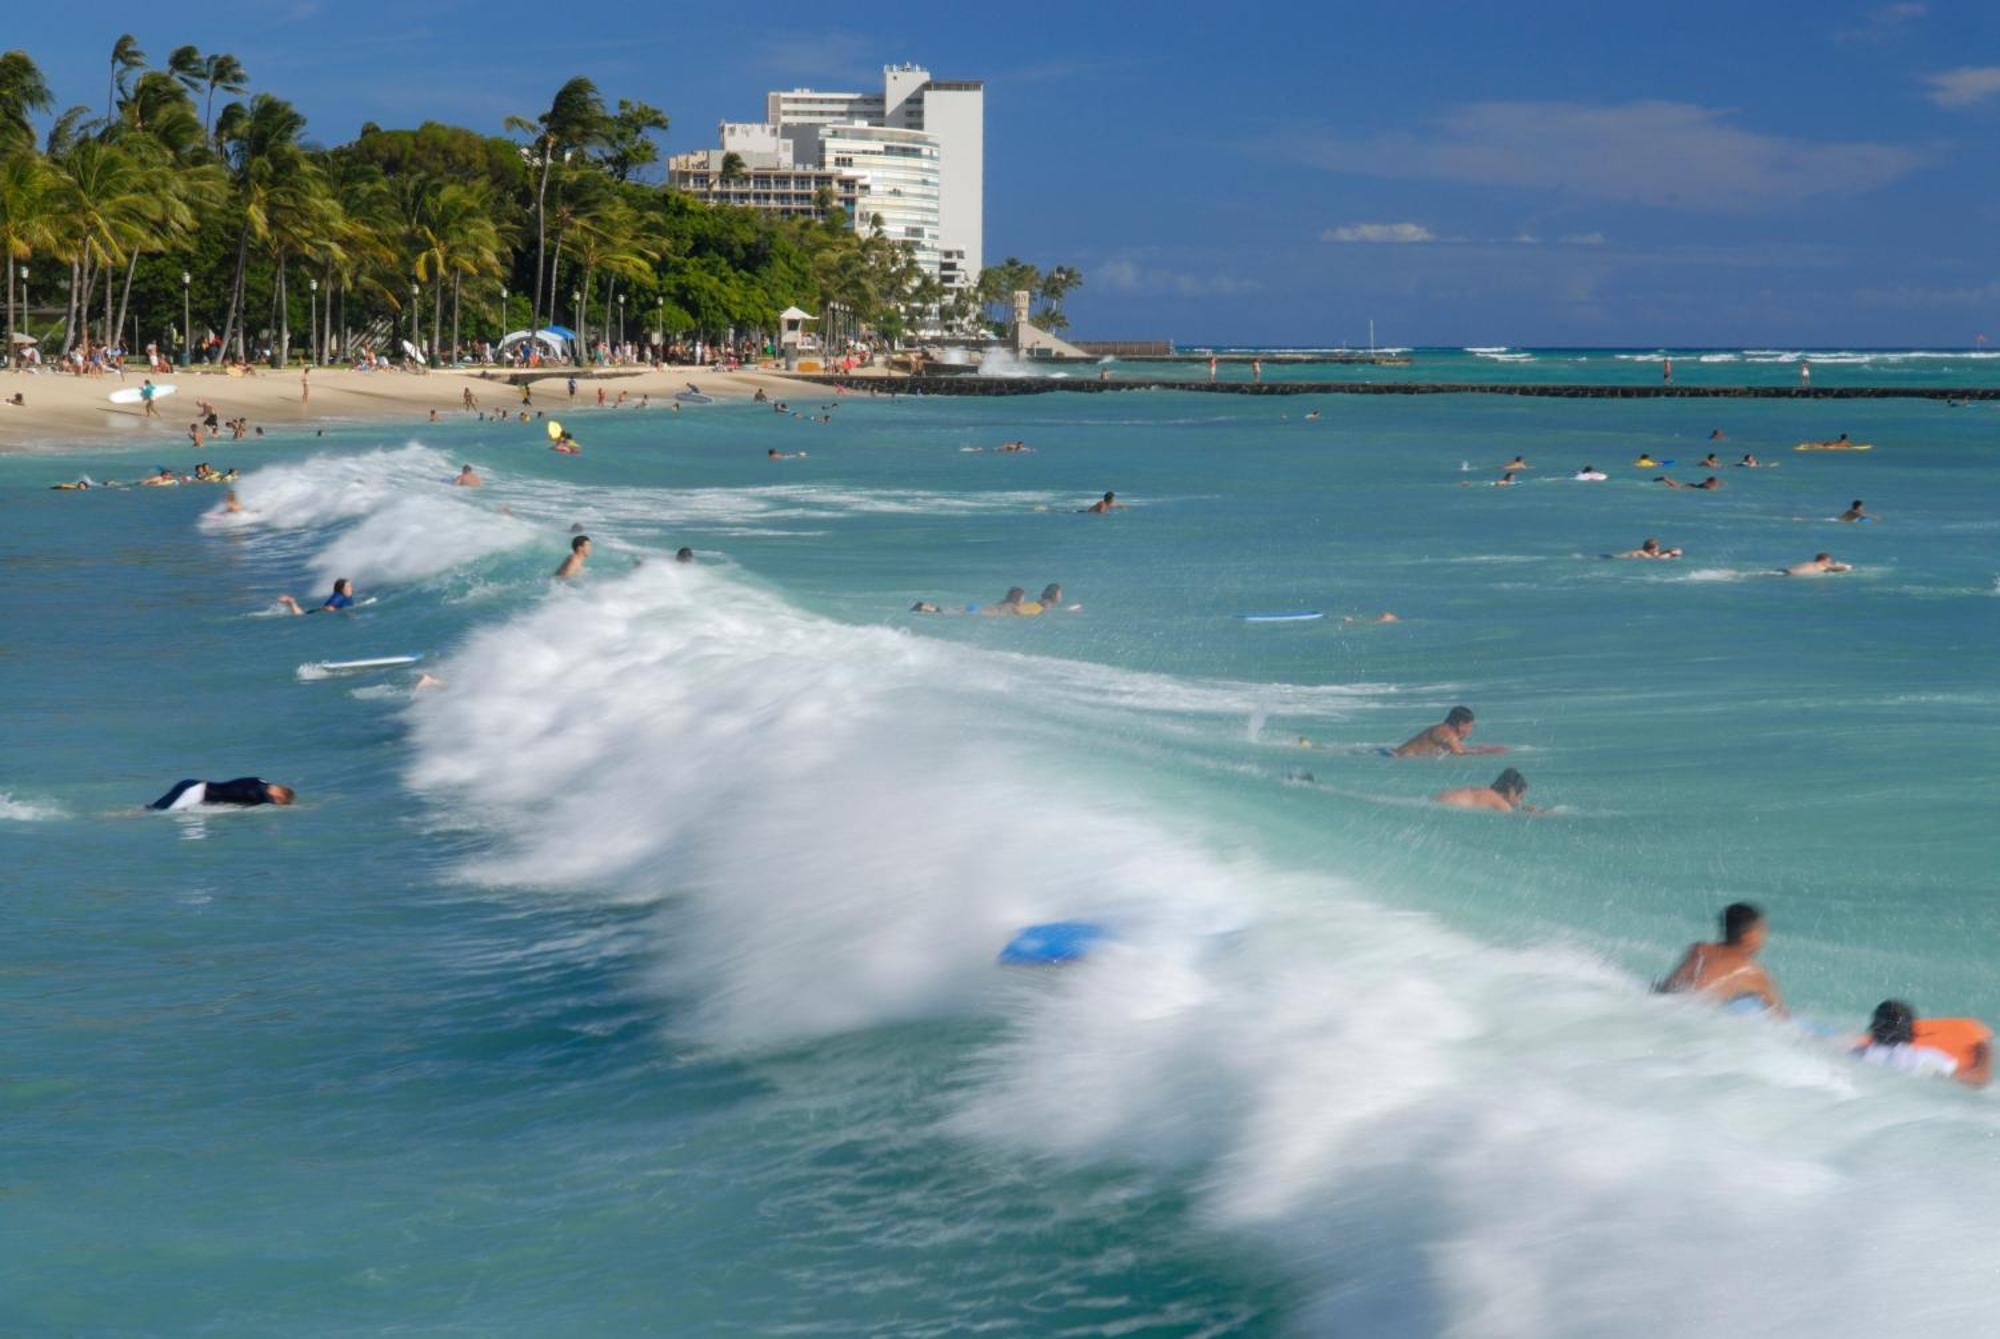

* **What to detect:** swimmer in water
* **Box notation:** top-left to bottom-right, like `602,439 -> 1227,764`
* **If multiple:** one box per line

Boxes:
1504,455 -> 1528,470
1655,902 -> 1784,1015
1709,428 -> 1726,441
1343,612 -> 1400,624
554,534 -> 591,580
1079,491 -> 1125,514
675,547 -> 694,564
1699,453 -> 1721,469
1854,1001 -> 1992,1087
1391,706 -> 1507,758
1784,552 -> 1851,576
1657,475 -> 1723,490
1633,455 -> 1659,468
454,464 -> 483,487
1838,499 -> 1867,522
1492,471 -> 1518,487
277,578 -> 357,615
980,586 -> 1030,615
1736,453 -> 1761,468
1433,767 -> 1535,812
1574,466 -> 1608,481
149,777 -> 295,810
1038,582 -> 1069,609
1614,537 -> 1682,559
223,490 -> 243,513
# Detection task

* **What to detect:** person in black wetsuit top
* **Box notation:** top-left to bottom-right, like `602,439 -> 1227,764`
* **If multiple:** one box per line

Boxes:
149,778 -> 296,810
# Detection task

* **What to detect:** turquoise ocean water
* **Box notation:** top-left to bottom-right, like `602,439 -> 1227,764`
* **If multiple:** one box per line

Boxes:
4,363 -> 1998,1335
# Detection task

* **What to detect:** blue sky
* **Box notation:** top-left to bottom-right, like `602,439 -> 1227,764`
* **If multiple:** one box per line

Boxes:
10,1 -> 1998,345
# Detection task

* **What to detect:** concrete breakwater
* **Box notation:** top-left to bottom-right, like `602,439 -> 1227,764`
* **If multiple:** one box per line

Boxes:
798,376 -> 1999,401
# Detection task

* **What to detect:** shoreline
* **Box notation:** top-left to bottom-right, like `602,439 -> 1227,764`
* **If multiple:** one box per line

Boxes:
799,374 -> 2000,400
0,365 -> 811,453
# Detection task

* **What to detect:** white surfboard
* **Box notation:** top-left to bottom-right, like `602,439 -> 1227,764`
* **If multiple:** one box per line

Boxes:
108,384 -> 177,405
298,654 -> 422,680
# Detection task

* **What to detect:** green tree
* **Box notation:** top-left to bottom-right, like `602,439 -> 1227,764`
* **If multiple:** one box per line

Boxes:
601,98 -> 668,183
106,34 -> 145,122
505,77 -> 610,334
0,151 -> 57,358
0,50 -> 54,153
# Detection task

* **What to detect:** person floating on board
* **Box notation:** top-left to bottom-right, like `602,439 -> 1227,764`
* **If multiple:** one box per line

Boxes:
277,579 -> 357,615
1855,1001 -> 1992,1087
1390,706 -> 1507,758
1433,768 -> 1536,813
454,465 -> 482,487
1784,552 -> 1851,576
149,777 -> 295,810
1838,499 -> 1868,522
1736,453 -> 1761,467
1079,491 -> 1126,515
1655,903 -> 1785,1015
1614,538 -> 1682,559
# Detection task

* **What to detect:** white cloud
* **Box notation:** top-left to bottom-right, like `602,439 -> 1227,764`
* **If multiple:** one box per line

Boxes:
1285,101 -> 1920,211
1837,3 -> 1926,41
1096,258 -> 1261,296
1322,222 -> 1436,244
1923,66 -> 2000,107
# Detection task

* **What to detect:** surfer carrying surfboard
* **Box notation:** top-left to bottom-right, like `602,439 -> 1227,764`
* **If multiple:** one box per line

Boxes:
277,578 -> 358,615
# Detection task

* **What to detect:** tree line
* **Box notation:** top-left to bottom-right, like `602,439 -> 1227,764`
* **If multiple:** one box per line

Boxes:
0,42 -> 1081,366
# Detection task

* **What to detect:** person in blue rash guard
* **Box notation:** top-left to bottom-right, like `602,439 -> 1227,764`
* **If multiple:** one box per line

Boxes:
149,778 -> 296,810
277,578 -> 357,615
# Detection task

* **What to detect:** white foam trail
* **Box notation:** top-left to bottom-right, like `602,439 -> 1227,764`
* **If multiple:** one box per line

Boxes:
400,561 -> 2000,1336
0,792 -> 61,821
207,443 -> 541,587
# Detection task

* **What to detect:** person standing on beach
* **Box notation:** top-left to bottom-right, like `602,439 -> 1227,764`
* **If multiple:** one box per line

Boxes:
567,376 -> 578,401
300,365 -> 310,407
140,379 -> 158,417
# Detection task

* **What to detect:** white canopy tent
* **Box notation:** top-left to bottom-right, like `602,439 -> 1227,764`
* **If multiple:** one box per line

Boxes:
496,328 -> 574,359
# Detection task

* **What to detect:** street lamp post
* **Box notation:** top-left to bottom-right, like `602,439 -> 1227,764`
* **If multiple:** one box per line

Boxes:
616,294 -> 625,353
308,277 -> 318,366
656,297 -> 664,364
181,271 -> 191,367
410,283 -> 420,361
571,290 -> 581,365
14,266 -> 26,370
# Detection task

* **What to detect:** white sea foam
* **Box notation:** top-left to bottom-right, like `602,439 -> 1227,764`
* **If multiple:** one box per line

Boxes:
397,558 -> 2000,1337
0,792 -> 61,821
209,443 -> 542,587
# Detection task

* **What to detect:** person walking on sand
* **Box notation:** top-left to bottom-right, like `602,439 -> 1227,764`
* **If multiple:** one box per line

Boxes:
300,365 -> 310,406
463,386 -> 476,411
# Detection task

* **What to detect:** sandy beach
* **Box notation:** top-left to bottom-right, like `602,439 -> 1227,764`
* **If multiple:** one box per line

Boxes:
0,364 -> 815,452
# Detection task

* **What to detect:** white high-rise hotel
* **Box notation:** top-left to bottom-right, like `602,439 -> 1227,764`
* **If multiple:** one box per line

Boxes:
671,64 -> 984,291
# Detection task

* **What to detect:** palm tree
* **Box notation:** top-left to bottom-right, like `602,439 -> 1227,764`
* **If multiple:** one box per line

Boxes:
46,138 -> 157,350
106,35 -> 146,122
0,151 -> 58,362
198,53 -> 249,146
107,71 -> 217,352
568,193 -> 655,363
407,179 -> 503,362
504,77 -> 609,334
214,93 -> 307,360
719,151 -> 747,185
0,50 -> 54,154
